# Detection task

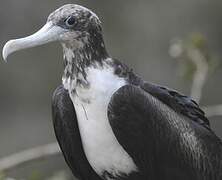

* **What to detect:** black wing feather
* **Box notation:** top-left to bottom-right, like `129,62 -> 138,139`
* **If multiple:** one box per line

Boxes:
141,82 -> 209,128
52,85 -> 102,180
108,84 -> 222,180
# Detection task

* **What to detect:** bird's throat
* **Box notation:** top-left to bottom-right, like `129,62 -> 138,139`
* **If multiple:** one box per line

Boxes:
61,35 -> 108,92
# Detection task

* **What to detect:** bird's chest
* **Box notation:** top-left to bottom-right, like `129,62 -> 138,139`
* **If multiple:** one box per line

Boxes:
66,67 -> 138,178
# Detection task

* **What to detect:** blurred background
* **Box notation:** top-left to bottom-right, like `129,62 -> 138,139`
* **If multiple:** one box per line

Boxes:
0,0 -> 222,179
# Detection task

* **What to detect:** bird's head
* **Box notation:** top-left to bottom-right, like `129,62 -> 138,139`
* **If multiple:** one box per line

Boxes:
3,4 -> 108,63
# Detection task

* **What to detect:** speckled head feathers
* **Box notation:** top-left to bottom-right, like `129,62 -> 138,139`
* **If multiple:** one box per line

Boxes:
47,4 -> 101,33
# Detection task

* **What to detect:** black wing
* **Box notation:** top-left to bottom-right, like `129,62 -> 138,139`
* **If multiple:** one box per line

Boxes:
141,82 -> 209,128
108,85 -> 222,180
52,85 -> 102,180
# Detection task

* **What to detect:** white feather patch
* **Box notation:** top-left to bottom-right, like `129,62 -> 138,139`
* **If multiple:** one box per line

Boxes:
64,64 -> 138,177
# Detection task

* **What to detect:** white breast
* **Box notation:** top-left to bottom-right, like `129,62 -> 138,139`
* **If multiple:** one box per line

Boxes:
65,64 -> 138,177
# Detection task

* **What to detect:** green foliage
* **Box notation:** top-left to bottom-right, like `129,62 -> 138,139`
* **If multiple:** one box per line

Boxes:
0,170 -> 72,180
0,172 -> 5,180
28,171 -> 43,180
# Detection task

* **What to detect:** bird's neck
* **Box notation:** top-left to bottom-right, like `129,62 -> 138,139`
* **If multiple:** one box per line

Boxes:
62,32 -> 109,90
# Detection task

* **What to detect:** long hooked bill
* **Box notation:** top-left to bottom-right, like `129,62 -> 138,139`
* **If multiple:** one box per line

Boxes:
2,22 -> 64,62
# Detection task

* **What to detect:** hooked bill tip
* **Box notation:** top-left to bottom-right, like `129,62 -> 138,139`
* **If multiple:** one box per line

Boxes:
2,39 -> 18,62
2,40 -> 12,62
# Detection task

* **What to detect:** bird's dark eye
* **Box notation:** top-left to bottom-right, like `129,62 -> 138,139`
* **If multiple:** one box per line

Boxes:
65,16 -> 76,28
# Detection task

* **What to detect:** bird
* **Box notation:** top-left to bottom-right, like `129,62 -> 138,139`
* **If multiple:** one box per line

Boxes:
2,4 -> 222,180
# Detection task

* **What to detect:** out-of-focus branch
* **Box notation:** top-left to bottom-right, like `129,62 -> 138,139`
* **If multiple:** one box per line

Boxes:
0,142 -> 61,172
169,34 -> 222,118
169,36 -> 209,103
187,48 -> 208,103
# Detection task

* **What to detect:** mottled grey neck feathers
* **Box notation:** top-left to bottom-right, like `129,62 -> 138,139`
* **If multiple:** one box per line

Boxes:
62,29 -> 108,86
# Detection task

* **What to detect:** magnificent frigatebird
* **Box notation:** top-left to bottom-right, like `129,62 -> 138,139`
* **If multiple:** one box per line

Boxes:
2,4 -> 222,180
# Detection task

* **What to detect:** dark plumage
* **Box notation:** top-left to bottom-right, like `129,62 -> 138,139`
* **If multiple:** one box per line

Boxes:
52,85 -> 102,180
108,83 -> 222,180
52,77 -> 222,180
3,4 -> 222,180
